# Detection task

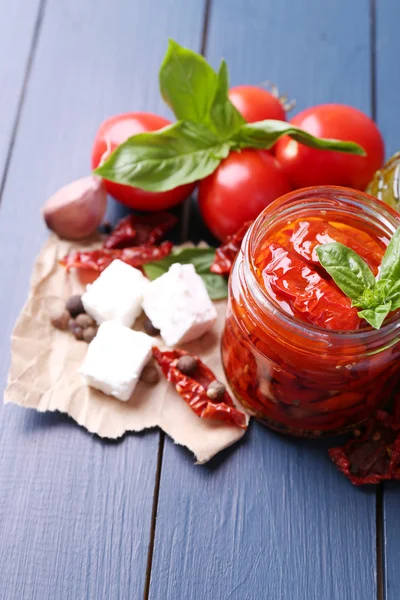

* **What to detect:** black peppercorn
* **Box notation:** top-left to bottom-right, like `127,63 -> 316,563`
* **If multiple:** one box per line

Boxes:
83,326 -> 98,343
206,380 -> 226,402
51,310 -> 70,331
140,366 -> 160,384
66,295 -> 85,318
75,313 -> 95,329
143,316 -> 160,337
177,355 -> 198,375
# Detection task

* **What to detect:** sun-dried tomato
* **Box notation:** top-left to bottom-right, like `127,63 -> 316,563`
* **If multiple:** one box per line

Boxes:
278,219 -> 384,275
104,212 -> 177,249
60,241 -> 173,272
210,221 -> 253,275
153,347 -> 247,429
261,243 -> 361,330
329,411 -> 400,485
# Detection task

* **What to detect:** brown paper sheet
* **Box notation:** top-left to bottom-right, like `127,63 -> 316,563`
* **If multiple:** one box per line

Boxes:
4,235 -> 248,463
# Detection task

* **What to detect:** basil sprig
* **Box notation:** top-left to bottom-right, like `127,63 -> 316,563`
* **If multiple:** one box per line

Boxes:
95,40 -> 365,191
143,247 -> 228,300
316,227 -> 400,329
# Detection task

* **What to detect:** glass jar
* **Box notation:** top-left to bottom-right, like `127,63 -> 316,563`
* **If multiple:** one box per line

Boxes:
222,186 -> 400,437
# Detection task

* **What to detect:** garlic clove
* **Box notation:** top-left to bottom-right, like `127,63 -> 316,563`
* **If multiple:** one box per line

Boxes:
42,176 -> 107,240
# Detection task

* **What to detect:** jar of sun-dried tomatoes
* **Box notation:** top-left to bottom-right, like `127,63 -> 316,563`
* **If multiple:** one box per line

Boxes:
222,186 -> 400,437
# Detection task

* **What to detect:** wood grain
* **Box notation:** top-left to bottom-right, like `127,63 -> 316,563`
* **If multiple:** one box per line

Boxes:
375,2 -> 400,598
150,2 -> 378,599
0,1 -> 205,598
0,0 -> 42,186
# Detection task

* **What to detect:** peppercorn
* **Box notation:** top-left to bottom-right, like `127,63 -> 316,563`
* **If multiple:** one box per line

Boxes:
51,310 -> 70,331
75,313 -> 95,329
71,325 -> 84,341
206,380 -> 226,402
83,326 -> 97,343
143,316 -> 160,337
140,365 -> 160,385
66,295 -> 85,317
100,221 -> 113,235
68,318 -> 76,332
177,354 -> 198,375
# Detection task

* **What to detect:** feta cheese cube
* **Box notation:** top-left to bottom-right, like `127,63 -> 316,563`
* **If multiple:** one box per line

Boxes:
142,263 -> 217,346
82,259 -> 149,327
79,321 -> 154,401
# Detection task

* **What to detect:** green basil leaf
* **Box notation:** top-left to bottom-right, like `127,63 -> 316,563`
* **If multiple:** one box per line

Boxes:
316,242 -> 375,301
358,303 -> 392,329
231,120 -> 366,155
382,278 -> 400,309
159,39 -> 218,125
209,60 -> 245,138
141,262 -> 168,281
200,273 -> 229,300
378,226 -> 400,282
143,247 -> 216,278
94,121 -> 231,191
142,247 -> 228,300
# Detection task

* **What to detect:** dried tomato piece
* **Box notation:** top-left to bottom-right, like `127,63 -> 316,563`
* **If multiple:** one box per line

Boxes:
261,243 -> 361,330
284,219 -> 385,275
210,221 -> 253,275
153,347 -> 247,430
104,212 -> 177,249
60,241 -> 173,272
118,241 -> 173,267
329,411 -> 400,485
60,249 -> 115,272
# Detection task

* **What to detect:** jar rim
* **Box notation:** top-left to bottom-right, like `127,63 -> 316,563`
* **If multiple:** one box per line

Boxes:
243,185 -> 400,346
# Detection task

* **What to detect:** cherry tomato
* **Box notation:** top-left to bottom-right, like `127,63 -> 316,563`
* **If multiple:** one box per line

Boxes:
91,112 -> 195,211
198,149 -> 292,241
275,104 -> 385,190
228,85 -> 286,122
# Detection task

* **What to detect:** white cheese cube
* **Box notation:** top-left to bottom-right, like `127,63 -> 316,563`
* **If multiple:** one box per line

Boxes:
79,321 -> 154,401
82,259 -> 149,327
142,263 -> 217,346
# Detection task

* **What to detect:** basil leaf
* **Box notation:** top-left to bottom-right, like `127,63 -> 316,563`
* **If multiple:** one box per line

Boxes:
358,303 -> 392,329
316,242 -> 375,301
143,247 -> 216,278
378,226 -> 400,282
94,121 -> 231,191
209,60 -> 245,139
159,39 -> 218,126
231,120 -> 366,155
383,279 -> 400,310
141,262 -> 168,281
142,247 -> 228,300
201,273 -> 229,300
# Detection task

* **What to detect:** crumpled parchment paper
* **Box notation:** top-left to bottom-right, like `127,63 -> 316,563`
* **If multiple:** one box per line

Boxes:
4,235 -> 248,463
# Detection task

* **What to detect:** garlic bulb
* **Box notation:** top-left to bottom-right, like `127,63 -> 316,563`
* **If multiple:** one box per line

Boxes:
42,176 -> 107,239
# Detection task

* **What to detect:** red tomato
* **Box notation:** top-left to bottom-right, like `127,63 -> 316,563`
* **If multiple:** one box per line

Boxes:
275,104 -> 384,190
91,112 -> 195,211
198,149 -> 292,241
228,85 -> 286,122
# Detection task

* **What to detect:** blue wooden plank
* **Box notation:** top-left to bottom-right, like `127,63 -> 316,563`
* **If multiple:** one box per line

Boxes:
150,2 -> 378,599
0,0 -> 42,183
375,2 -> 400,598
0,1 -> 206,599
375,0 -> 400,159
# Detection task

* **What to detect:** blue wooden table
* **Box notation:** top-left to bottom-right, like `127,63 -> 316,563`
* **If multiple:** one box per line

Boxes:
0,1 -> 399,598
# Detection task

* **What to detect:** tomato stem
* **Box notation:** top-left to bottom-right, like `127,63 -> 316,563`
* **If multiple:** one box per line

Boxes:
260,80 -> 296,112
